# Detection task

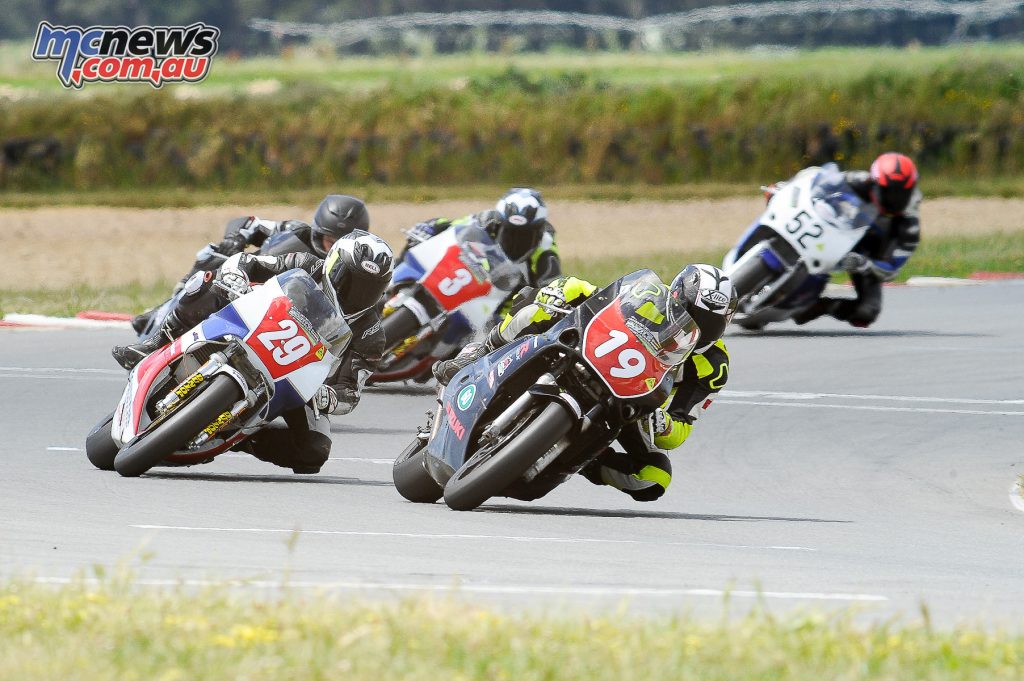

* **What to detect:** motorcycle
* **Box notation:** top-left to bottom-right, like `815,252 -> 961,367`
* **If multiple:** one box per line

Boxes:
372,220 -> 523,383
136,224 -> 314,340
722,163 -> 875,330
392,269 -> 696,511
87,269 -> 350,477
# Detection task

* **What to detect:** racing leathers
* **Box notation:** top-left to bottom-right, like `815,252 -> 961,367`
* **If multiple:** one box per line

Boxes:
793,170 -> 922,327
112,252 -> 385,474
399,212 -> 562,290
435,275 -> 730,502
131,217 -> 317,335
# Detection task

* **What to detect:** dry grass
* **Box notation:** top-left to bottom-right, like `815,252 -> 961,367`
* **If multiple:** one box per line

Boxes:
3,197 -> 1022,290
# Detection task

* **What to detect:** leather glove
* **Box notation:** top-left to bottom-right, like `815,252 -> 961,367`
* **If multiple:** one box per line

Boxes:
215,254 -> 250,299
313,385 -> 338,414
647,408 -> 672,438
536,284 -> 569,313
839,252 -> 871,274
406,221 -> 437,244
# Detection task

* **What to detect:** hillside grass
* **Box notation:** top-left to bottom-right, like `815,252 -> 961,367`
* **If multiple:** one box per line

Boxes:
1,576 -> 1022,680
3,232 -> 1021,318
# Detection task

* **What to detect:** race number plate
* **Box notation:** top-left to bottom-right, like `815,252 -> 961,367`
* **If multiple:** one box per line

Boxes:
582,300 -> 670,399
245,297 -> 326,380
421,245 -> 492,311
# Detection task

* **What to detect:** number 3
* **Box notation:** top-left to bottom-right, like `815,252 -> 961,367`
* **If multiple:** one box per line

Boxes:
594,329 -> 647,378
438,268 -> 473,297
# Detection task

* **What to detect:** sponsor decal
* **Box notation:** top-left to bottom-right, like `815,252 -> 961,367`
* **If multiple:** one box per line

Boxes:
445,402 -> 466,440
457,384 -> 476,411
487,370 -> 495,388
191,331 -> 200,342
625,316 -> 661,356
289,307 -> 319,342
703,289 -> 730,310
515,340 -> 530,360
315,347 -> 326,360
361,260 -> 381,275
201,410 -> 233,437
173,373 -> 204,399
507,215 -> 528,226
644,377 -> 657,390
497,355 -> 514,377
31,21 -> 219,89
702,398 -> 713,410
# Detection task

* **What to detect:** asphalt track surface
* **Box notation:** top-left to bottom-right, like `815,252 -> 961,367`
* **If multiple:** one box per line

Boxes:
2,282 -> 1022,628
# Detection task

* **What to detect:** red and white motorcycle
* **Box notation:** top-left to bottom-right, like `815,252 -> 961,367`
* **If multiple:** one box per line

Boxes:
86,269 -> 350,476
372,219 -> 524,382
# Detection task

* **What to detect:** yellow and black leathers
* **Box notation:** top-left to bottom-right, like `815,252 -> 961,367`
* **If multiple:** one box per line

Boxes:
484,275 -> 730,502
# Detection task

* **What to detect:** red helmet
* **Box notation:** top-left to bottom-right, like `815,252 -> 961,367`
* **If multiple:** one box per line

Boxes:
869,152 -> 918,215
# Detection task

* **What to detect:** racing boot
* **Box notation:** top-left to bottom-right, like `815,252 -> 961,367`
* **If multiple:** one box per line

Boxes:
791,298 -> 839,326
432,342 -> 489,385
130,308 -> 155,335
112,312 -> 187,371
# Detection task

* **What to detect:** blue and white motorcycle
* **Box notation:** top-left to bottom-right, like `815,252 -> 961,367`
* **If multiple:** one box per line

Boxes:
723,163 -> 876,330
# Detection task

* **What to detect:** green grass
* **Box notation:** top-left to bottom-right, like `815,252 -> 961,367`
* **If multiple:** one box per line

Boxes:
6,41 -> 1024,93
5,177 -> 1024,209
1,576 -> 1022,680
3,233 -> 1021,317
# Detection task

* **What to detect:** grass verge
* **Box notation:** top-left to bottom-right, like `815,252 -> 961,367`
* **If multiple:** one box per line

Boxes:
3,176 -> 1024,209
2,232 -> 1021,318
2,576 -> 1022,680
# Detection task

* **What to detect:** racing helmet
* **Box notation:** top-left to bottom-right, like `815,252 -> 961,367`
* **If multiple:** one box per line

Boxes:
869,152 -> 918,215
669,264 -> 738,352
491,187 -> 548,262
322,230 -> 394,321
312,195 -> 371,257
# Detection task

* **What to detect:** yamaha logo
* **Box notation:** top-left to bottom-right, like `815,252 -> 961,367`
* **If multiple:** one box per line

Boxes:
361,261 -> 381,275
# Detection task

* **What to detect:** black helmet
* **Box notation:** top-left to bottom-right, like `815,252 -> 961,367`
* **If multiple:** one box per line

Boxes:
491,187 -> 548,262
321,230 -> 394,321
669,264 -> 738,352
312,195 -> 370,257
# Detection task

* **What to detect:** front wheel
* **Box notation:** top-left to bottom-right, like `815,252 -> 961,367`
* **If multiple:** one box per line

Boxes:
729,242 -> 775,299
393,438 -> 443,503
443,402 -> 574,511
113,375 -> 242,477
381,306 -> 421,355
85,412 -> 118,471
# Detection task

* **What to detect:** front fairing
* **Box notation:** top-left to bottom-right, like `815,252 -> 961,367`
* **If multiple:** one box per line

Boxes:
424,273 -> 672,476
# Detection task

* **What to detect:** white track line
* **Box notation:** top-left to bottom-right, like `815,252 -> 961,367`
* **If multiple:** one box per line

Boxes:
723,390 -> 1024,406
46,446 -> 81,452
0,366 -> 122,374
219,453 -> 392,464
30,576 -> 883,602
131,524 -> 814,552
717,399 -> 1024,416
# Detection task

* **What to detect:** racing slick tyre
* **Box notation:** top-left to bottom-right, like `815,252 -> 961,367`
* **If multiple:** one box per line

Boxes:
85,412 -> 119,471
113,375 -> 242,477
381,306 -> 421,354
393,438 -> 443,503
443,401 -> 574,512
729,241 -> 775,299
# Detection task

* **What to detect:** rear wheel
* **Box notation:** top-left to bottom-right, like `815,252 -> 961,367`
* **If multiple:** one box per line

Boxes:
113,375 -> 242,477
443,402 -> 574,511
393,438 -> 443,503
85,412 -> 118,471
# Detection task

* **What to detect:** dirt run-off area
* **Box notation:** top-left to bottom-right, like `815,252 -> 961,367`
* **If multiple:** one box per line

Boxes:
2,197 -> 1019,289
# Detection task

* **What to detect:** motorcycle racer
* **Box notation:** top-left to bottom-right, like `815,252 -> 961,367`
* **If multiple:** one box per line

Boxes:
397,187 -> 562,292
434,264 -> 738,502
112,231 -> 393,474
131,195 -> 370,334
786,153 -> 921,327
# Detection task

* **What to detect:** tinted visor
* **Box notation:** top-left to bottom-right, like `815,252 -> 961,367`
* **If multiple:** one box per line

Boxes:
496,223 -> 543,262
875,183 -> 912,215
331,268 -> 388,318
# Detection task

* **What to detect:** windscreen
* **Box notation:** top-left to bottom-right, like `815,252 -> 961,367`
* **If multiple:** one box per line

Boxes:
453,222 -> 523,292
279,270 -> 351,345
810,165 -> 875,231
